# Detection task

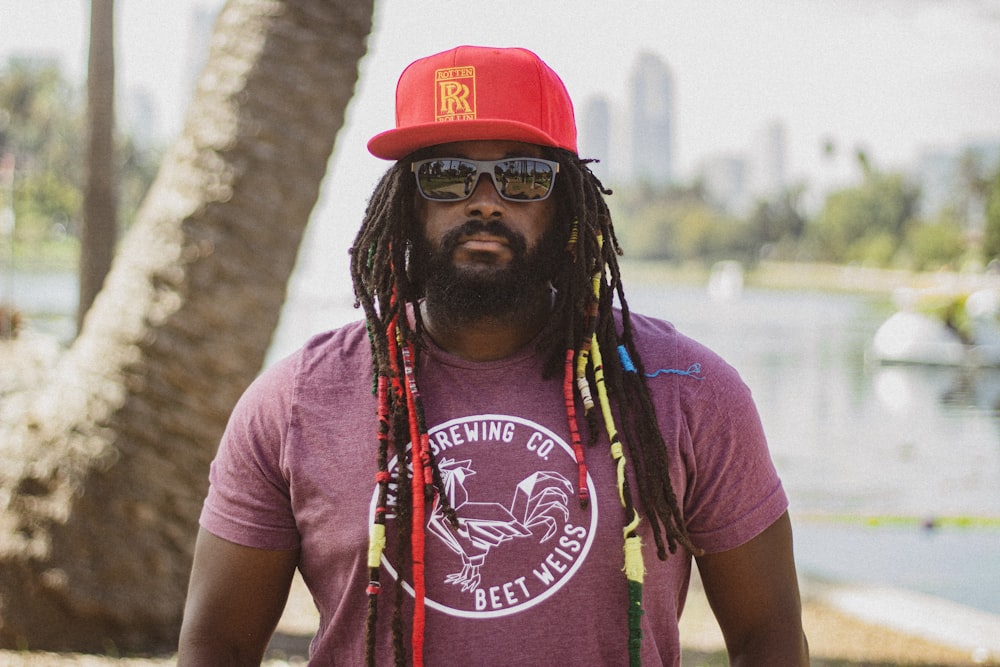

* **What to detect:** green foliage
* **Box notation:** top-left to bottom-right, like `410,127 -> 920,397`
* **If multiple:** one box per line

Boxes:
912,291 -> 973,342
847,231 -> 897,266
982,165 -> 1000,262
904,215 -> 966,271
0,58 -> 81,165
809,170 -> 920,264
0,56 -> 159,251
611,183 -> 753,264
606,147 -> 1000,274
13,169 -> 82,241
745,186 -> 808,261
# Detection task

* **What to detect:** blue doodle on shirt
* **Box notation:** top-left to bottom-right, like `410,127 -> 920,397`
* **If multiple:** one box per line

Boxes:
617,345 -> 705,380
645,362 -> 704,380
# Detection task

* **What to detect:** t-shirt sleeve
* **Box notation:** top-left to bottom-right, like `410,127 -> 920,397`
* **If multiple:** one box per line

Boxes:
676,341 -> 788,555
199,352 -> 302,550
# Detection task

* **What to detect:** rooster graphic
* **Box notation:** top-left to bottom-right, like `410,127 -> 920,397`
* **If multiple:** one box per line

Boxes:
426,458 -> 573,593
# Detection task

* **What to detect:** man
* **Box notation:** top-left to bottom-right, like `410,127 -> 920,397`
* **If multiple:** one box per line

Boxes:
179,45 -> 808,666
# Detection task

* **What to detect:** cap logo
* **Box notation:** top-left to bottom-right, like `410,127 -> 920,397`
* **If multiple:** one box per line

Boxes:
435,66 -> 476,122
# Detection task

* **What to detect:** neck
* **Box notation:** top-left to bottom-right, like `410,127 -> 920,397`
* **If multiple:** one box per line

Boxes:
420,287 -> 553,362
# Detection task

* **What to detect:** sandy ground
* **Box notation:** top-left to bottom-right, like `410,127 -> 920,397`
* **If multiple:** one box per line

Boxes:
2,570 -> 998,666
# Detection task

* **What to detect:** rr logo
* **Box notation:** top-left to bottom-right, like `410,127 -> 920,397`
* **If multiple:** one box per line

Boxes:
435,66 -> 476,121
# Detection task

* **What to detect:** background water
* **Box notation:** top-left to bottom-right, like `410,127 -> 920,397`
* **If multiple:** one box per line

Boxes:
620,283 -> 1000,616
7,270 -> 999,615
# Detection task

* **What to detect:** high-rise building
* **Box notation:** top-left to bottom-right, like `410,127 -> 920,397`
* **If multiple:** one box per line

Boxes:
580,95 -> 612,182
750,119 -> 787,200
629,52 -> 673,187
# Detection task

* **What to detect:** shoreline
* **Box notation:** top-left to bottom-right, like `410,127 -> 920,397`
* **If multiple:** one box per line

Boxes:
2,570 -> 997,665
620,258 -> 1000,298
681,569 -> 1000,666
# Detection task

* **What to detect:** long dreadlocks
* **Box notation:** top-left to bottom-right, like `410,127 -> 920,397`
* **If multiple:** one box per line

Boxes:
350,149 -> 701,667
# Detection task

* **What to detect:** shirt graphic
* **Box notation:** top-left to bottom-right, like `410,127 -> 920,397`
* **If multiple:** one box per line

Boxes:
371,414 -> 598,619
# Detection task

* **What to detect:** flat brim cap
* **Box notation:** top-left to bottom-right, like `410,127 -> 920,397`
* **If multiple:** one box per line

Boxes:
368,45 -> 578,160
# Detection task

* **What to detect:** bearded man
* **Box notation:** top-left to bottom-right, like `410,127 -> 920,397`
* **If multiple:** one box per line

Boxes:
179,45 -> 809,667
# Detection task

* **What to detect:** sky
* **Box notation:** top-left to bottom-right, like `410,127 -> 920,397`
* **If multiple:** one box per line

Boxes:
3,0 -> 999,178
3,0 -> 1000,307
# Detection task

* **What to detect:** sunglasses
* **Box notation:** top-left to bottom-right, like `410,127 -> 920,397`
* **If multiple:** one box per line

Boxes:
412,157 -> 560,202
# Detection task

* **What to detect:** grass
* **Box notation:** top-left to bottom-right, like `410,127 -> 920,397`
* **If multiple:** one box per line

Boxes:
4,237 -> 79,272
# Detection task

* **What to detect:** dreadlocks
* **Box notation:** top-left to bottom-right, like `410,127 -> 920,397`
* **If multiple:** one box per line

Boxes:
350,150 -> 701,667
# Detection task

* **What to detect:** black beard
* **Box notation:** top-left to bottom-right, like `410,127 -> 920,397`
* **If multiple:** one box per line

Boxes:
413,219 -> 564,324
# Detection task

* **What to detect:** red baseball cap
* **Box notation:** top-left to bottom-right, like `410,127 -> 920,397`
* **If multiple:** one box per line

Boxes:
367,45 -> 578,160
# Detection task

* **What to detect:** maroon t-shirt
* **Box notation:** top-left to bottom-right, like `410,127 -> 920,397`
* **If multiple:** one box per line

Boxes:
201,312 -> 787,665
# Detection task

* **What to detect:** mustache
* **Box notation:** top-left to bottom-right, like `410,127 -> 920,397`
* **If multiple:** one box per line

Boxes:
439,219 -> 527,254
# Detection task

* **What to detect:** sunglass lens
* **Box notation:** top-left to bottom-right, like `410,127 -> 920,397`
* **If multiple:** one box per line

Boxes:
416,159 -> 477,200
495,159 -> 554,200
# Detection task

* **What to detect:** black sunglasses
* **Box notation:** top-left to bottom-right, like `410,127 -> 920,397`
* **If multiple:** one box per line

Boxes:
412,157 -> 560,202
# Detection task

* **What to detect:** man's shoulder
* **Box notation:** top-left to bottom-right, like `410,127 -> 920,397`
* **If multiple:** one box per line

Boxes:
624,310 -> 735,385
299,319 -> 371,361
256,319 -> 372,391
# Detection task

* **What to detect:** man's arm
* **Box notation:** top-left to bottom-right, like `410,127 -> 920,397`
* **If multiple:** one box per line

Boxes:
695,511 -> 809,666
178,528 -> 300,666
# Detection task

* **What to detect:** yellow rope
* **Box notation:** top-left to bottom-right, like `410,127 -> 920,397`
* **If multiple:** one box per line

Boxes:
623,534 -> 645,583
367,523 -> 386,569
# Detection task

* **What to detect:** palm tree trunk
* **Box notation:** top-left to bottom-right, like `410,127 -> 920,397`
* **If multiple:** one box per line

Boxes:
78,0 -> 117,332
0,0 -> 373,652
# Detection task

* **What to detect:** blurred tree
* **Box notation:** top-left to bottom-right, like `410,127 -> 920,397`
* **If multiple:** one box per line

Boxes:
616,199 -> 677,260
613,181 -> 751,263
746,185 -> 807,261
79,0 -> 117,331
0,58 -> 158,256
810,159 -> 920,266
904,214 -> 967,271
955,146 -> 992,227
0,58 -> 83,242
981,164 -> 1000,263
0,0 -> 373,652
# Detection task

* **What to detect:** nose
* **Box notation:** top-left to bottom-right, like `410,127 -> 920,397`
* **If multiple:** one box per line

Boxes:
464,173 -> 506,217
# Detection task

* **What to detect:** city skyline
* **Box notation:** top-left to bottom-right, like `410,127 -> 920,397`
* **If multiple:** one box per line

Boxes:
3,2 -> 998,181
3,0 -> 999,277
578,50 -> 791,215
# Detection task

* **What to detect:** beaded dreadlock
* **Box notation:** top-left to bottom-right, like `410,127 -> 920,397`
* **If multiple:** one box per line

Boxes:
350,149 -> 701,667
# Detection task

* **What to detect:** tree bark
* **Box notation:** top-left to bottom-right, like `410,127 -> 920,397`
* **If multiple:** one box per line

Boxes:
78,0 -> 117,333
0,0 -> 373,652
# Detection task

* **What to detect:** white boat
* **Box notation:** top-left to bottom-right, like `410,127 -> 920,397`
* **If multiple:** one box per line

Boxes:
870,287 -> 1000,367
870,310 -> 967,366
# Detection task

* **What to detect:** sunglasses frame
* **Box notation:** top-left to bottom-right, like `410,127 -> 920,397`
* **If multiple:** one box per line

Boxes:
411,157 -> 560,203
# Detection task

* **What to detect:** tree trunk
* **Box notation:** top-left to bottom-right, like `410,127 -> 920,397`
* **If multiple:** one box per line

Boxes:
0,0 -> 373,652
78,0 -> 117,333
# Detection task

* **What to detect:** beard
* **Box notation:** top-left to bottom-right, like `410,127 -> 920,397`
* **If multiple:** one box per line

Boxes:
412,219 -> 565,324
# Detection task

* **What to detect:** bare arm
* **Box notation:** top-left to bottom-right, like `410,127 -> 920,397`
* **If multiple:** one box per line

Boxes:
695,511 -> 809,666
178,528 -> 300,666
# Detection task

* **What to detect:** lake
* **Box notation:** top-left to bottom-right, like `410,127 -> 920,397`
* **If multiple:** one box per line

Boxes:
6,269 -> 999,615
621,282 -> 1000,616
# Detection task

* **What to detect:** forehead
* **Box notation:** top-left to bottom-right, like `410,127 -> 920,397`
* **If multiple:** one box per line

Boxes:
421,140 -> 548,160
